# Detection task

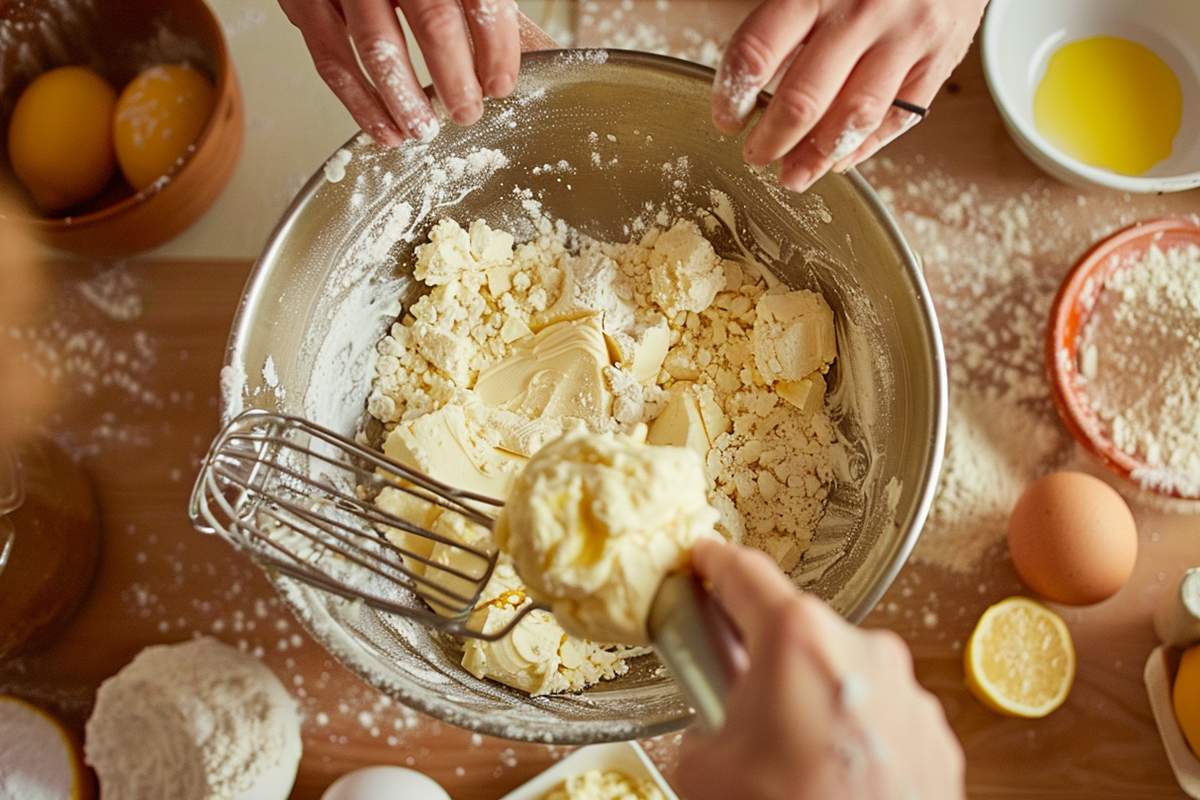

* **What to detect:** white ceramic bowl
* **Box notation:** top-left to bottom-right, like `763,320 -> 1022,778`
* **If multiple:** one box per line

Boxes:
982,0 -> 1200,193
499,742 -> 678,800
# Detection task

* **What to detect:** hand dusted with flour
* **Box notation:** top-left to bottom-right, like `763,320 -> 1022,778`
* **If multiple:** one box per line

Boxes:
279,0 -> 521,143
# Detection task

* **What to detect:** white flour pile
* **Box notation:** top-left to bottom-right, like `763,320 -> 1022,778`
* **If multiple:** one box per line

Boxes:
367,214 -> 840,694
1077,243 -> 1200,497
85,637 -> 302,800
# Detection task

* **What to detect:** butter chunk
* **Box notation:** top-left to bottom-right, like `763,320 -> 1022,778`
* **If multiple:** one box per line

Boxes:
647,382 -> 728,459
414,218 -> 514,286
751,290 -> 836,382
607,316 -> 670,384
383,402 -> 523,500
476,316 -> 613,423
377,487 -> 443,574
776,371 -> 827,416
648,221 -> 725,314
499,316 -> 532,343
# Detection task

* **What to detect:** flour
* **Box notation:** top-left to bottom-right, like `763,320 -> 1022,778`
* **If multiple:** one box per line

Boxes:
863,159 -> 1075,573
1077,243 -> 1200,497
827,125 -> 873,162
76,263 -> 143,321
85,637 -> 302,800
323,148 -> 352,183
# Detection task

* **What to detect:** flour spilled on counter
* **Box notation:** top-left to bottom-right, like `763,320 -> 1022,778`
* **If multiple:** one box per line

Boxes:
863,159 -> 1077,575
1076,242 -> 1200,497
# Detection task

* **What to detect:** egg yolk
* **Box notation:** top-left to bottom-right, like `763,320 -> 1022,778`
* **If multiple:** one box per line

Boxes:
1033,36 -> 1182,176
7,66 -> 117,213
113,63 -> 215,191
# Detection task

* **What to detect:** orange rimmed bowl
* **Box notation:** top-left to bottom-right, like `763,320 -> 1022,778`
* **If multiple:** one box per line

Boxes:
0,0 -> 243,257
1047,217 -> 1200,500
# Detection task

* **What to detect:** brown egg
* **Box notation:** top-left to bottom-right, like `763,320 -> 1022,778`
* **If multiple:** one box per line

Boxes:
1007,471 -> 1137,605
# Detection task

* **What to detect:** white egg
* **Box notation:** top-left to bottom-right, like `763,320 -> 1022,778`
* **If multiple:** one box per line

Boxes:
321,766 -> 451,800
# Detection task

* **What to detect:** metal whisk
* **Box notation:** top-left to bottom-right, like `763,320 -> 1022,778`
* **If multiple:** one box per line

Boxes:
189,409 -> 545,641
191,408 -> 740,729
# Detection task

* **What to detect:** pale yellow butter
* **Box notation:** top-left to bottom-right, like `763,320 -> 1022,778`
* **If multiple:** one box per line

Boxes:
476,316 -> 613,423
751,289 -> 836,382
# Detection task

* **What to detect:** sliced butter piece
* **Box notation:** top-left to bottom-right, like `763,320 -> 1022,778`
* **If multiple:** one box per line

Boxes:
751,289 -> 836,382
377,487 -> 444,575
382,402 -> 523,500
606,316 -> 670,384
776,371 -> 827,416
422,511 -> 495,617
646,382 -> 728,458
476,316 -> 613,423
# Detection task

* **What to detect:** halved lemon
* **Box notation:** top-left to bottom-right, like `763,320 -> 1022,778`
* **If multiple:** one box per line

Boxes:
964,597 -> 1075,718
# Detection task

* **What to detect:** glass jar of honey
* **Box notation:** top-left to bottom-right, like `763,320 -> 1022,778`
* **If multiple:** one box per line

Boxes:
0,437 -> 101,659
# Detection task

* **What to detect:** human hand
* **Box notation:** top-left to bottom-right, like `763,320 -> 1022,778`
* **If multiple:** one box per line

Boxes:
279,0 -> 524,146
678,539 -> 964,800
711,0 -> 988,192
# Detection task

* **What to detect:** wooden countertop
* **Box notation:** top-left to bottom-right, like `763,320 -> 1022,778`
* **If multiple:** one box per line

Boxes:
3,22 -> 1200,800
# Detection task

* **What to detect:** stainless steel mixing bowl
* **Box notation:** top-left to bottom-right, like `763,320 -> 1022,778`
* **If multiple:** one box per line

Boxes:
220,50 -> 947,743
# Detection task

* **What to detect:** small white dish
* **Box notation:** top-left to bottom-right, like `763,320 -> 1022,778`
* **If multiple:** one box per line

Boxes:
1145,646 -> 1200,798
320,766 -> 451,800
982,0 -> 1200,193
500,742 -> 679,800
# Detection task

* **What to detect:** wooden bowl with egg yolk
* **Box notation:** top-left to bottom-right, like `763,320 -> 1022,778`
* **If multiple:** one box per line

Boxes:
0,0 -> 243,256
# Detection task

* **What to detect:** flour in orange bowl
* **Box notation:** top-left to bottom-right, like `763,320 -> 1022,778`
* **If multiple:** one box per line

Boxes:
1076,242 -> 1200,497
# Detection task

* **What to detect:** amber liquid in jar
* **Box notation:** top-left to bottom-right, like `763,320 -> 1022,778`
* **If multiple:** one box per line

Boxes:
0,438 -> 101,658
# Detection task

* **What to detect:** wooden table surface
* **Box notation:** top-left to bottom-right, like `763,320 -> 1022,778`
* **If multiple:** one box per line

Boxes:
4,14 -> 1200,800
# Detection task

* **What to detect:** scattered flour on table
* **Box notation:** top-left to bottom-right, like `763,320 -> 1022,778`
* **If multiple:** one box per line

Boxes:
862,159 -> 1075,574
1077,243 -> 1200,497
76,263 -> 143,321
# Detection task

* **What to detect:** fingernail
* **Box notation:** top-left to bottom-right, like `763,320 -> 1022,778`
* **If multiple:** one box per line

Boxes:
485,74 -> 515,98
451,99 -> 483,125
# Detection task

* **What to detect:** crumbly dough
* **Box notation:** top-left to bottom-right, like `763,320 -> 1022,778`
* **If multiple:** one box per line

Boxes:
368,216 -> 838,695
542,769 -> 666,800
496,431 -> 719,645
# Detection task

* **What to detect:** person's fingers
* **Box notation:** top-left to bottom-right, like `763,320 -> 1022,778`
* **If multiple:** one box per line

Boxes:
279,0 -> 405,146
833,52 -> 952,172
692,538 -> 814,652
776,42 -> 916,192
399,0 -> 484,125
343,0 -> 439,141
711,0 -> 819,134
742,15 -> 876,166
462,0 -> 520,98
